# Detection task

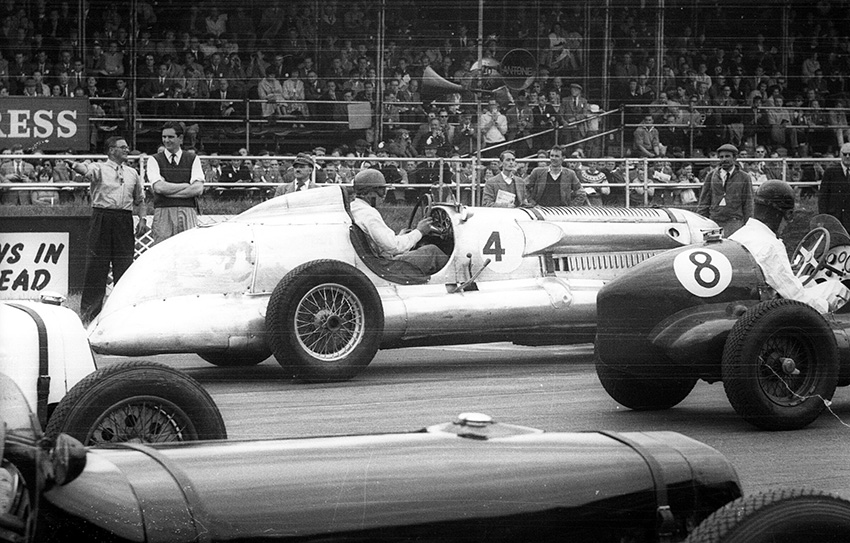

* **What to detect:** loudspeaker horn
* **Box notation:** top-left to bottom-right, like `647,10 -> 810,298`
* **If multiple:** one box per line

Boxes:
420,66 -> 463,96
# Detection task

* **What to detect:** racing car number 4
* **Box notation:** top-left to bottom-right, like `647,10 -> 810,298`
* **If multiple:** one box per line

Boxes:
673,247 -> 732,297
480,226 -> 523,273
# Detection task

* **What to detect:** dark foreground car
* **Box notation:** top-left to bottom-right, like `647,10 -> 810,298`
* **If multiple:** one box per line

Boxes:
595,214 -> 850,431
1,374 -> 744,543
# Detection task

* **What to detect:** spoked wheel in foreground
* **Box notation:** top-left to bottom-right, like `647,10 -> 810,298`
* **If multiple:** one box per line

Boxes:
722,299 -> 838,431
44,361 -> 227,445
265,260 -> 384,383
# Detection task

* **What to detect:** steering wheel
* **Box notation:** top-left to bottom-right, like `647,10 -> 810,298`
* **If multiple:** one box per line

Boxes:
429,207 -> 453,240
407,192 -> 434,232
791,227 -> 841,285
406,193 -> 453,241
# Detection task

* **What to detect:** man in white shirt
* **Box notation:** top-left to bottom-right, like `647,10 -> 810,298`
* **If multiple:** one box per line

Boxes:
729,180 -> 849,314
145,121 -> 205,245
349,169 -> 448,275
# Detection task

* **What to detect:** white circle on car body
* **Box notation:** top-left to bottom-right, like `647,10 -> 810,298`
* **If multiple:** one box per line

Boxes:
673,247 -> 733,298
479,224 -> 524,273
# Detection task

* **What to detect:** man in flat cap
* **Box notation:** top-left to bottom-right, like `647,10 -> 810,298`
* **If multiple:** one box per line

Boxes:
696,143 -> 754,236
275,153 -> 318,197
561,82 -> 589,146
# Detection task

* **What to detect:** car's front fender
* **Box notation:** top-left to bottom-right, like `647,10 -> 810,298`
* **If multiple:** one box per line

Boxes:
648,301 -> 761,381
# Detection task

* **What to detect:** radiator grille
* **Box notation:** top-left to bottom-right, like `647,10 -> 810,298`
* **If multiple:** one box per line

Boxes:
554,250 -> 661,274
536,206 -> 671,222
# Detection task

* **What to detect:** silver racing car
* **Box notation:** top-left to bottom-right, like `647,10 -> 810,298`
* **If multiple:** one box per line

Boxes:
89,186 -> 717,382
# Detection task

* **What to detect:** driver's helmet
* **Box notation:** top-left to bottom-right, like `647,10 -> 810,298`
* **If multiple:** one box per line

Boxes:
755,179 -> 795,212
353,169 -> 387,192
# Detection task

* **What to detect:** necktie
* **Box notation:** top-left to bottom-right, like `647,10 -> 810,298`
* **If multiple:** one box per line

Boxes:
116,165 -> 123,183
16,162 -> 21,176
720,169 -> 728,186
170,154 -> 177,166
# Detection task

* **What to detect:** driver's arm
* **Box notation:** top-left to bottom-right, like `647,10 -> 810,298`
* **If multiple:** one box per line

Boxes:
357,204 -> 423,256
753,240 -> 830,314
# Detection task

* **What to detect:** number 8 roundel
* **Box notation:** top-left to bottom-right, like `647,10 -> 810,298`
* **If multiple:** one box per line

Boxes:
673,247 -> 733,297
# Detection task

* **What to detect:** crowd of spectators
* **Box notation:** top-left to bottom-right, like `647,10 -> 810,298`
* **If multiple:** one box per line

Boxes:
611,2 -> 850,164
0,1 -> 848,207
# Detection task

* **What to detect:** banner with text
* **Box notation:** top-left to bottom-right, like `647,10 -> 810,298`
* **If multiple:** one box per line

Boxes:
0,97 -> 91,151
0,232 -> 69,299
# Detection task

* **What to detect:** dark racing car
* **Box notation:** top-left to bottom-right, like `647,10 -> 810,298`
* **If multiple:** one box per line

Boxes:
595,214 -> 850,431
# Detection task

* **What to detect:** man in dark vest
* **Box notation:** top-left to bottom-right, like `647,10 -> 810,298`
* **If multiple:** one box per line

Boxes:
145,121 -> 205,244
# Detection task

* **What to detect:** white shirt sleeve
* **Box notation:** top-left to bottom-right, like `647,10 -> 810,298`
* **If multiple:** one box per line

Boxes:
752,239 -> 830,314
190,155 -> 205,184
146,155 -> 162,184
352,200 -> 421,258
731,220 -> 833,314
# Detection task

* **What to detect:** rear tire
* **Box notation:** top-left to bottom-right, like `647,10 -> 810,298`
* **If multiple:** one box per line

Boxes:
265,260 -> 383,383
595,356 -> 697,410
722,299 -> 838,430
685,488 -> 850,543
45,361 -> 227,445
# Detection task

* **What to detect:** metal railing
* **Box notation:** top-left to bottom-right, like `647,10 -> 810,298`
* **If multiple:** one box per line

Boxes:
0,153 -> 832,211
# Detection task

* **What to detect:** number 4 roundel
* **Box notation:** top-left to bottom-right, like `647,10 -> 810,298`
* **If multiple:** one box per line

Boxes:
479,225 -> 524,273
673,247 -> 733,297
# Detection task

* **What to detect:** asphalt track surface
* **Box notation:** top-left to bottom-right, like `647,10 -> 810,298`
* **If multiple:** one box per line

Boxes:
100,342 -> 850,499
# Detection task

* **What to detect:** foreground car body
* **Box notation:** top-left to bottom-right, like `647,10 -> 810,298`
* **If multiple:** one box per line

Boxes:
595,215 -> 850,430
0,300 -> 226,444
0,380 -> 742,543
89,186 -> 717,381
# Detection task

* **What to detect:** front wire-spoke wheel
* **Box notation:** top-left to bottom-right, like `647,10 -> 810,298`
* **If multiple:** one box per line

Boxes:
266,260 -> 384,383
295,283 -> 365,362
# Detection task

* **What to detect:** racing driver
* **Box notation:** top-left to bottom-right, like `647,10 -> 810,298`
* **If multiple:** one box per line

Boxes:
728,179 -> 849,314
349,169 -> 448,275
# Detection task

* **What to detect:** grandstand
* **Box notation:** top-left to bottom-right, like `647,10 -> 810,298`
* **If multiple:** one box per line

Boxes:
0,0 -> 847,204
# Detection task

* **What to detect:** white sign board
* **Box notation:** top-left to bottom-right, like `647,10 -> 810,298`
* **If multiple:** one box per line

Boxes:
0,232 -> 69,299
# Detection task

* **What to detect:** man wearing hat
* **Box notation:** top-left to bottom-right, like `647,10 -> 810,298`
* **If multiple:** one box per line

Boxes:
729,180 -> 848,313
561,82 -> 588,146
696,143 -> 754,236
349,169 -> 448,275
275,153 -> 317,197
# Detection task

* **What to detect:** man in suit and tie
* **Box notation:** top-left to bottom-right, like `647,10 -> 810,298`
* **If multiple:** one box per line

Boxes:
410,140 -> 454,203
482,150 -> 528,207
818,142 -> 850,229
70,58 -> 86,91
53,50 -> 73,81
32,50 -> 52,82
0,144 -> 36,205
561,83 -> 588,146
55,70 -> 72,96
209,77 -> 242,117
140,63 -> 171,115
274,153 -> 318,197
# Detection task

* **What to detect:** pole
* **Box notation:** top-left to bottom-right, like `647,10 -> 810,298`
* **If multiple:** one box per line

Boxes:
475,0 -> 484,176
376,0 -> 386,144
